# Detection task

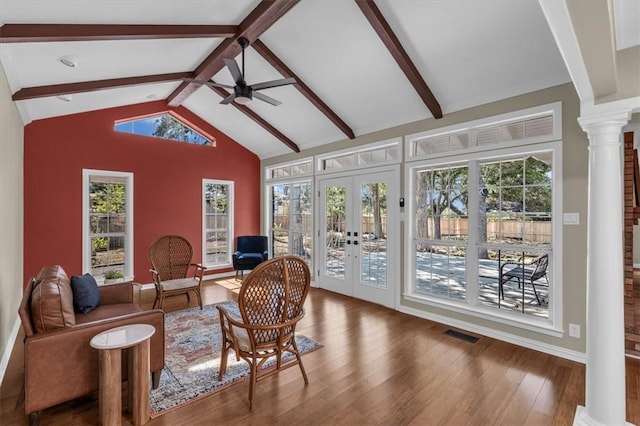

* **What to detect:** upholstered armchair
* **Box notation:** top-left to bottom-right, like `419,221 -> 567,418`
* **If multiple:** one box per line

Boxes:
18,265 -> 164,425
232,235 -> 269,279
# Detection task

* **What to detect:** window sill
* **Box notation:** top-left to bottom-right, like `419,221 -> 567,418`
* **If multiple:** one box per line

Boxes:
402,292 -> 564,338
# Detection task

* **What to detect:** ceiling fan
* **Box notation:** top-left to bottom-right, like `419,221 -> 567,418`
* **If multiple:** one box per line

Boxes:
183,37 -> 296,106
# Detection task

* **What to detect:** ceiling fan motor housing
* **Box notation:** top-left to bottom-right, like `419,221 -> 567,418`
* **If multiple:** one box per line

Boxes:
234,84 -> 252,101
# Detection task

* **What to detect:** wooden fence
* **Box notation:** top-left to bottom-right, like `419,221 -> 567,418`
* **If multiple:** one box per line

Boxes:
274,215 -> 550,243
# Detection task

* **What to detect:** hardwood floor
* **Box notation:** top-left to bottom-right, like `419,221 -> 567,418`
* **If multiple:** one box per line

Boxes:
2,278 -> 639,425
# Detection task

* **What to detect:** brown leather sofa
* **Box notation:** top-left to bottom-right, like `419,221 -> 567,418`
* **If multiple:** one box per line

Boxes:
18,265 -> 165,424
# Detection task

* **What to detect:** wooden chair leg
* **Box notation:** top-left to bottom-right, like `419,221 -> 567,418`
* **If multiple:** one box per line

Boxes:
151,370 -> 162,389
29,411 -> 41,426
248,361 -> 257,411
291,339 -> 309,384
218,346 -> 228,381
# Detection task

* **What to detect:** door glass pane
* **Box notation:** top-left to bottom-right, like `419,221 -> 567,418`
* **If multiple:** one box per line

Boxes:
325,185 -> 346,279
272,184 -> 290,258
270,182 -> 312,264
360,182 -> 387,288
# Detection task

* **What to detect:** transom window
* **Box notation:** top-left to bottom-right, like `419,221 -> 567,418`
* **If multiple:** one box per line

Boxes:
202,180 -> 233,268
316,139 -> 401,174
266,159 -> 313,180
115,112 -> 214,146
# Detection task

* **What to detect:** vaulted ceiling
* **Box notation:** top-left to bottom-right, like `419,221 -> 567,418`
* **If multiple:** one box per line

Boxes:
0,1 -> 635,159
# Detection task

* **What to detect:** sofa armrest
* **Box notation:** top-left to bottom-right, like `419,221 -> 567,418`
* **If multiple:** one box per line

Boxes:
23,309 -> 165,414
99,281 -> 134,304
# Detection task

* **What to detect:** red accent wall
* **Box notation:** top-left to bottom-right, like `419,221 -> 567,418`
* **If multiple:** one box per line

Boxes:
24,101 -> 260,283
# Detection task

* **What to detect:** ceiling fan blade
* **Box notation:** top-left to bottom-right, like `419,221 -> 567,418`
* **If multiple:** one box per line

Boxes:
251,77 -> 296,91
253,91 -> 282,106
219,92 -> 236,105
223,58 -> 243,84
182,78 -> 234,89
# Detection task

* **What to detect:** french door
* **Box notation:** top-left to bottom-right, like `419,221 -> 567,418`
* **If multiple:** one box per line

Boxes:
317,167 -> 399,308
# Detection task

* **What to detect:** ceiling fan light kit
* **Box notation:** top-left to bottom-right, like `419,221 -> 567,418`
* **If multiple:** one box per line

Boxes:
184,37 -> 295,106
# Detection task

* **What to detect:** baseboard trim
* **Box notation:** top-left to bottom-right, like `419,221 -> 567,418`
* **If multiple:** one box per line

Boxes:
0,316 -> 21,387
397,304 -> 586,364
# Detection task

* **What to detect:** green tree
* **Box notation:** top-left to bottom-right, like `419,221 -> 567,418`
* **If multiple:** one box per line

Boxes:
482,156 -> 552,214
90,182 -> 125,251
326,186 -> 346,233
362,183 -> 387,239
153,115 -> 199,143
416,167 -> 468,242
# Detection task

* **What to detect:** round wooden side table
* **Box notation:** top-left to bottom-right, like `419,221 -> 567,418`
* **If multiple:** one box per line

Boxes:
90,324 -> 155,426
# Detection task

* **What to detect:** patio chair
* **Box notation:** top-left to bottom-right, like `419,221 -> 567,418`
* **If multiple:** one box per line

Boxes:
149,235 -> 206,310
217,255 -> 311,410
499,253 -> 549,305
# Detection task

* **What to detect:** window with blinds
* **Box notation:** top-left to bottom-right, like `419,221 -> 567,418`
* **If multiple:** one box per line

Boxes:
408,108 -> 556,159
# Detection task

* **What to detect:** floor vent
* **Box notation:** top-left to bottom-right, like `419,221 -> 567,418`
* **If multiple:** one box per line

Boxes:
444,329 -> 479,343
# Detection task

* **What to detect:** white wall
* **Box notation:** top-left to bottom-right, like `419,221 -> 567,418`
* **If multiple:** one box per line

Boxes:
0,60 -> 24,385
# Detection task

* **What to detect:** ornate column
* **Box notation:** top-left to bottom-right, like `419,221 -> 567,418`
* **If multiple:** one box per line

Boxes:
575,110 -> 632,426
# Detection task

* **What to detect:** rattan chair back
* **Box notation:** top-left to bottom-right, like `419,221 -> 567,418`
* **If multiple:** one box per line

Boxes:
148,235 -> 205,310
217,255 -> 311,410
238,256 -> 310,346
149,235 -> 193,280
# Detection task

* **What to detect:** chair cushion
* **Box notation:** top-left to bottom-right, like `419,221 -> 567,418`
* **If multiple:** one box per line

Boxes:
31,265 -> 76,333
75,303 -> 143,324
161,277 -> 199,292
236,253 -> 265,264
70,273 -> 101,314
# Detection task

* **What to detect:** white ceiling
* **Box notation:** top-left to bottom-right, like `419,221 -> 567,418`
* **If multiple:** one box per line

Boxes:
0,0 -> 625,159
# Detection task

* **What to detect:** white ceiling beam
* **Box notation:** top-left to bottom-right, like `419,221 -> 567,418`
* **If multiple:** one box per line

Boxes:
538,0 -> 594,104
565,0 -> 618,98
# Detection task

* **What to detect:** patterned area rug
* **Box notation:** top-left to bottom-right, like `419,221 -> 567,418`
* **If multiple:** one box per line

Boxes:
149,301 -> 322,417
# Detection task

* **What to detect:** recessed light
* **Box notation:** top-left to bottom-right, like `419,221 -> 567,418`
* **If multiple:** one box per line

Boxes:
57,55 -> 78,68
57,94 -> 72,102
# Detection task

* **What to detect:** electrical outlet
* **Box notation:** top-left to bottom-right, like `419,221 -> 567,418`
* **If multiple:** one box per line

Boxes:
569,323 -> 581,338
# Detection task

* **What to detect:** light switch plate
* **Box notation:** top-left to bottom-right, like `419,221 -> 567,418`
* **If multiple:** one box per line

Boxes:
569,323 -> 581,338
563,213 -> 580,225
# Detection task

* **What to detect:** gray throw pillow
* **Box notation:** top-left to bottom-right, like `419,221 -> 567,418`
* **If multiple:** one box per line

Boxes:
70,273 -> 101,314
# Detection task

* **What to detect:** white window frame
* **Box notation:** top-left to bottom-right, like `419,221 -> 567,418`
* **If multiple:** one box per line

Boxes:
404,104 -> 563,337
315,138 -> 402,175
265,157 -> 314,182
202,179 -> 234,269
82,169 -> 134,284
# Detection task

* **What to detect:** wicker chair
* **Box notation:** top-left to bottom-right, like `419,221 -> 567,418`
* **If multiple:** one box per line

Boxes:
217,256 -> 311,410
149,235 -> 206,310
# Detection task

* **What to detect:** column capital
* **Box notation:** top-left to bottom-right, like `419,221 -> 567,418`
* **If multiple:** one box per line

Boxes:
578,110 -> 632,140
